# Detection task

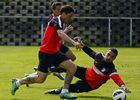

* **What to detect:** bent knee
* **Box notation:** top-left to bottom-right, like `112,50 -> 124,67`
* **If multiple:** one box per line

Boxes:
68,64 -> 77,73
37,79 -> 45,83
71,56 -> 76,61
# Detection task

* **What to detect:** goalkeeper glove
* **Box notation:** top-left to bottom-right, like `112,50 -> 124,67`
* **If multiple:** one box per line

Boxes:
73,36 -> 85,47
119,84 -> 131,93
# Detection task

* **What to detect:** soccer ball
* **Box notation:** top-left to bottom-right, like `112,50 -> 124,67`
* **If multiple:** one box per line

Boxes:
112,89 -> 126,100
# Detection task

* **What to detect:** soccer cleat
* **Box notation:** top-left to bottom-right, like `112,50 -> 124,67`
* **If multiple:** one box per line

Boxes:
25,74 -> 30,87
60,92 -> 77,99
52,72 -> 64,80
12,78 -> 17,83
34,67 -> 38,71
11,78 -> 19,96
44,89 -> 60,94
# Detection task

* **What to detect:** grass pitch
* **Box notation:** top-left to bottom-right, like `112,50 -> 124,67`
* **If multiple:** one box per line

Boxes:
0,46 -> 140,100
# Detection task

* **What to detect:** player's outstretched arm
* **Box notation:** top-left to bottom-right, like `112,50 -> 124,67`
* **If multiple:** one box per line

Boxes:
119,84 -> 131,93
57,30 -> 82,50
73,36 -> 85,47
74,36 -> 98,59
110,74 -> 131,93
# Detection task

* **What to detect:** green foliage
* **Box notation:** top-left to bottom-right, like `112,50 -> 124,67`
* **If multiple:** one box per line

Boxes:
0,46 -> 140,100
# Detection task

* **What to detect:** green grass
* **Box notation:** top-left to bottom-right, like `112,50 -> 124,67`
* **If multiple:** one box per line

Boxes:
0,46 -> 140,100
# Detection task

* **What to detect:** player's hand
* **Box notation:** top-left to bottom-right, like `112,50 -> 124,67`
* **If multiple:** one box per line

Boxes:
119,84 -> 131,93
73,42 -> 82,50
73,36 -> 85,47
64,25 -> 73,34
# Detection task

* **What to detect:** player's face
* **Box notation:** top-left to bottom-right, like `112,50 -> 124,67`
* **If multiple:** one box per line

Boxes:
104,50 -> 116,63
62,12 -> 74,23
53,5 -> 61,16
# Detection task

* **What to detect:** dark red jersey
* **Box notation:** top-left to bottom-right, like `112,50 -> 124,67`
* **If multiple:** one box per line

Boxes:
48,14 -> 54,22
39,16 -> 63,54
83,46 -> 124,89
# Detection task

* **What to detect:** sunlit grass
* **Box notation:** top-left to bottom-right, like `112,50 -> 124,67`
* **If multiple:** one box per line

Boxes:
0,46 -> 139,100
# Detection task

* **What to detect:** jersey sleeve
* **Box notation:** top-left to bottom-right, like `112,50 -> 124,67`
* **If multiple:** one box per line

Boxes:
49,16 -> 63,31
110,73 -> 125,86
54,16 -> 63,31
48,14 -> 53,22
82,46 -> 98,59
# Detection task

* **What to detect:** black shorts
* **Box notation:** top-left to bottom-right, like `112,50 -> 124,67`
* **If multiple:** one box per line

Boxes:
69,80 -> 92,93
58,66 -> 92,93
69,66 -> 93,93
38,51 -> 70,73
59,43 -> 69,54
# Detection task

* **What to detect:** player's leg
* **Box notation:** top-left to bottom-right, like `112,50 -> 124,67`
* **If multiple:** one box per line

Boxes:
73,65 -> 86,80
65,49 -> 76,61
59,60 -> 77,88
60,44 -> 76,62
19,71 -> 48,84
59,60 -> 77,99
10,51 -> 52,95
25,72 -> 38,87
11,71 -> 48,95
67,66 -> 93,93
26,51 -> 54,84
45,66 -> 90,94
33,45 -> 76,81
69,80 -> 93,93
55,51 -> 77,99
45,80 -> 92,94
33,66 -> 65,80
49,65 -> 86,83
51,44 -> 76,81
49,65 -> 86,79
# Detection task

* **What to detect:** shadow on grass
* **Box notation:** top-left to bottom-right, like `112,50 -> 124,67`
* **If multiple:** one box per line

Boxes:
78,95 -> 112,100
43,91 -> 112,100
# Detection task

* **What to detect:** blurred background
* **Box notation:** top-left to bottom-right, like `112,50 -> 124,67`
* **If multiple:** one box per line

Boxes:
0,0 -> 140,47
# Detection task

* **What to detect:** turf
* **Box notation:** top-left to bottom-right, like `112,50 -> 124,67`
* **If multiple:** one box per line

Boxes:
0,46 -> 139,100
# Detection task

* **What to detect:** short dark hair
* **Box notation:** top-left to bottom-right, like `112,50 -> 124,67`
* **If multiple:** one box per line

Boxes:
109,48 -> 118,56
60,5 -> 75,15
51,2 -> 62,10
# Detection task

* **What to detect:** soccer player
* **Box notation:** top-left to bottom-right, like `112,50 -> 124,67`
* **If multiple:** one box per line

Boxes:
45,37 -> 131,94
28,2 -> 76,81
45,2 -> 76,80
48,2 -> 62,21
11,5 -> 82,99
